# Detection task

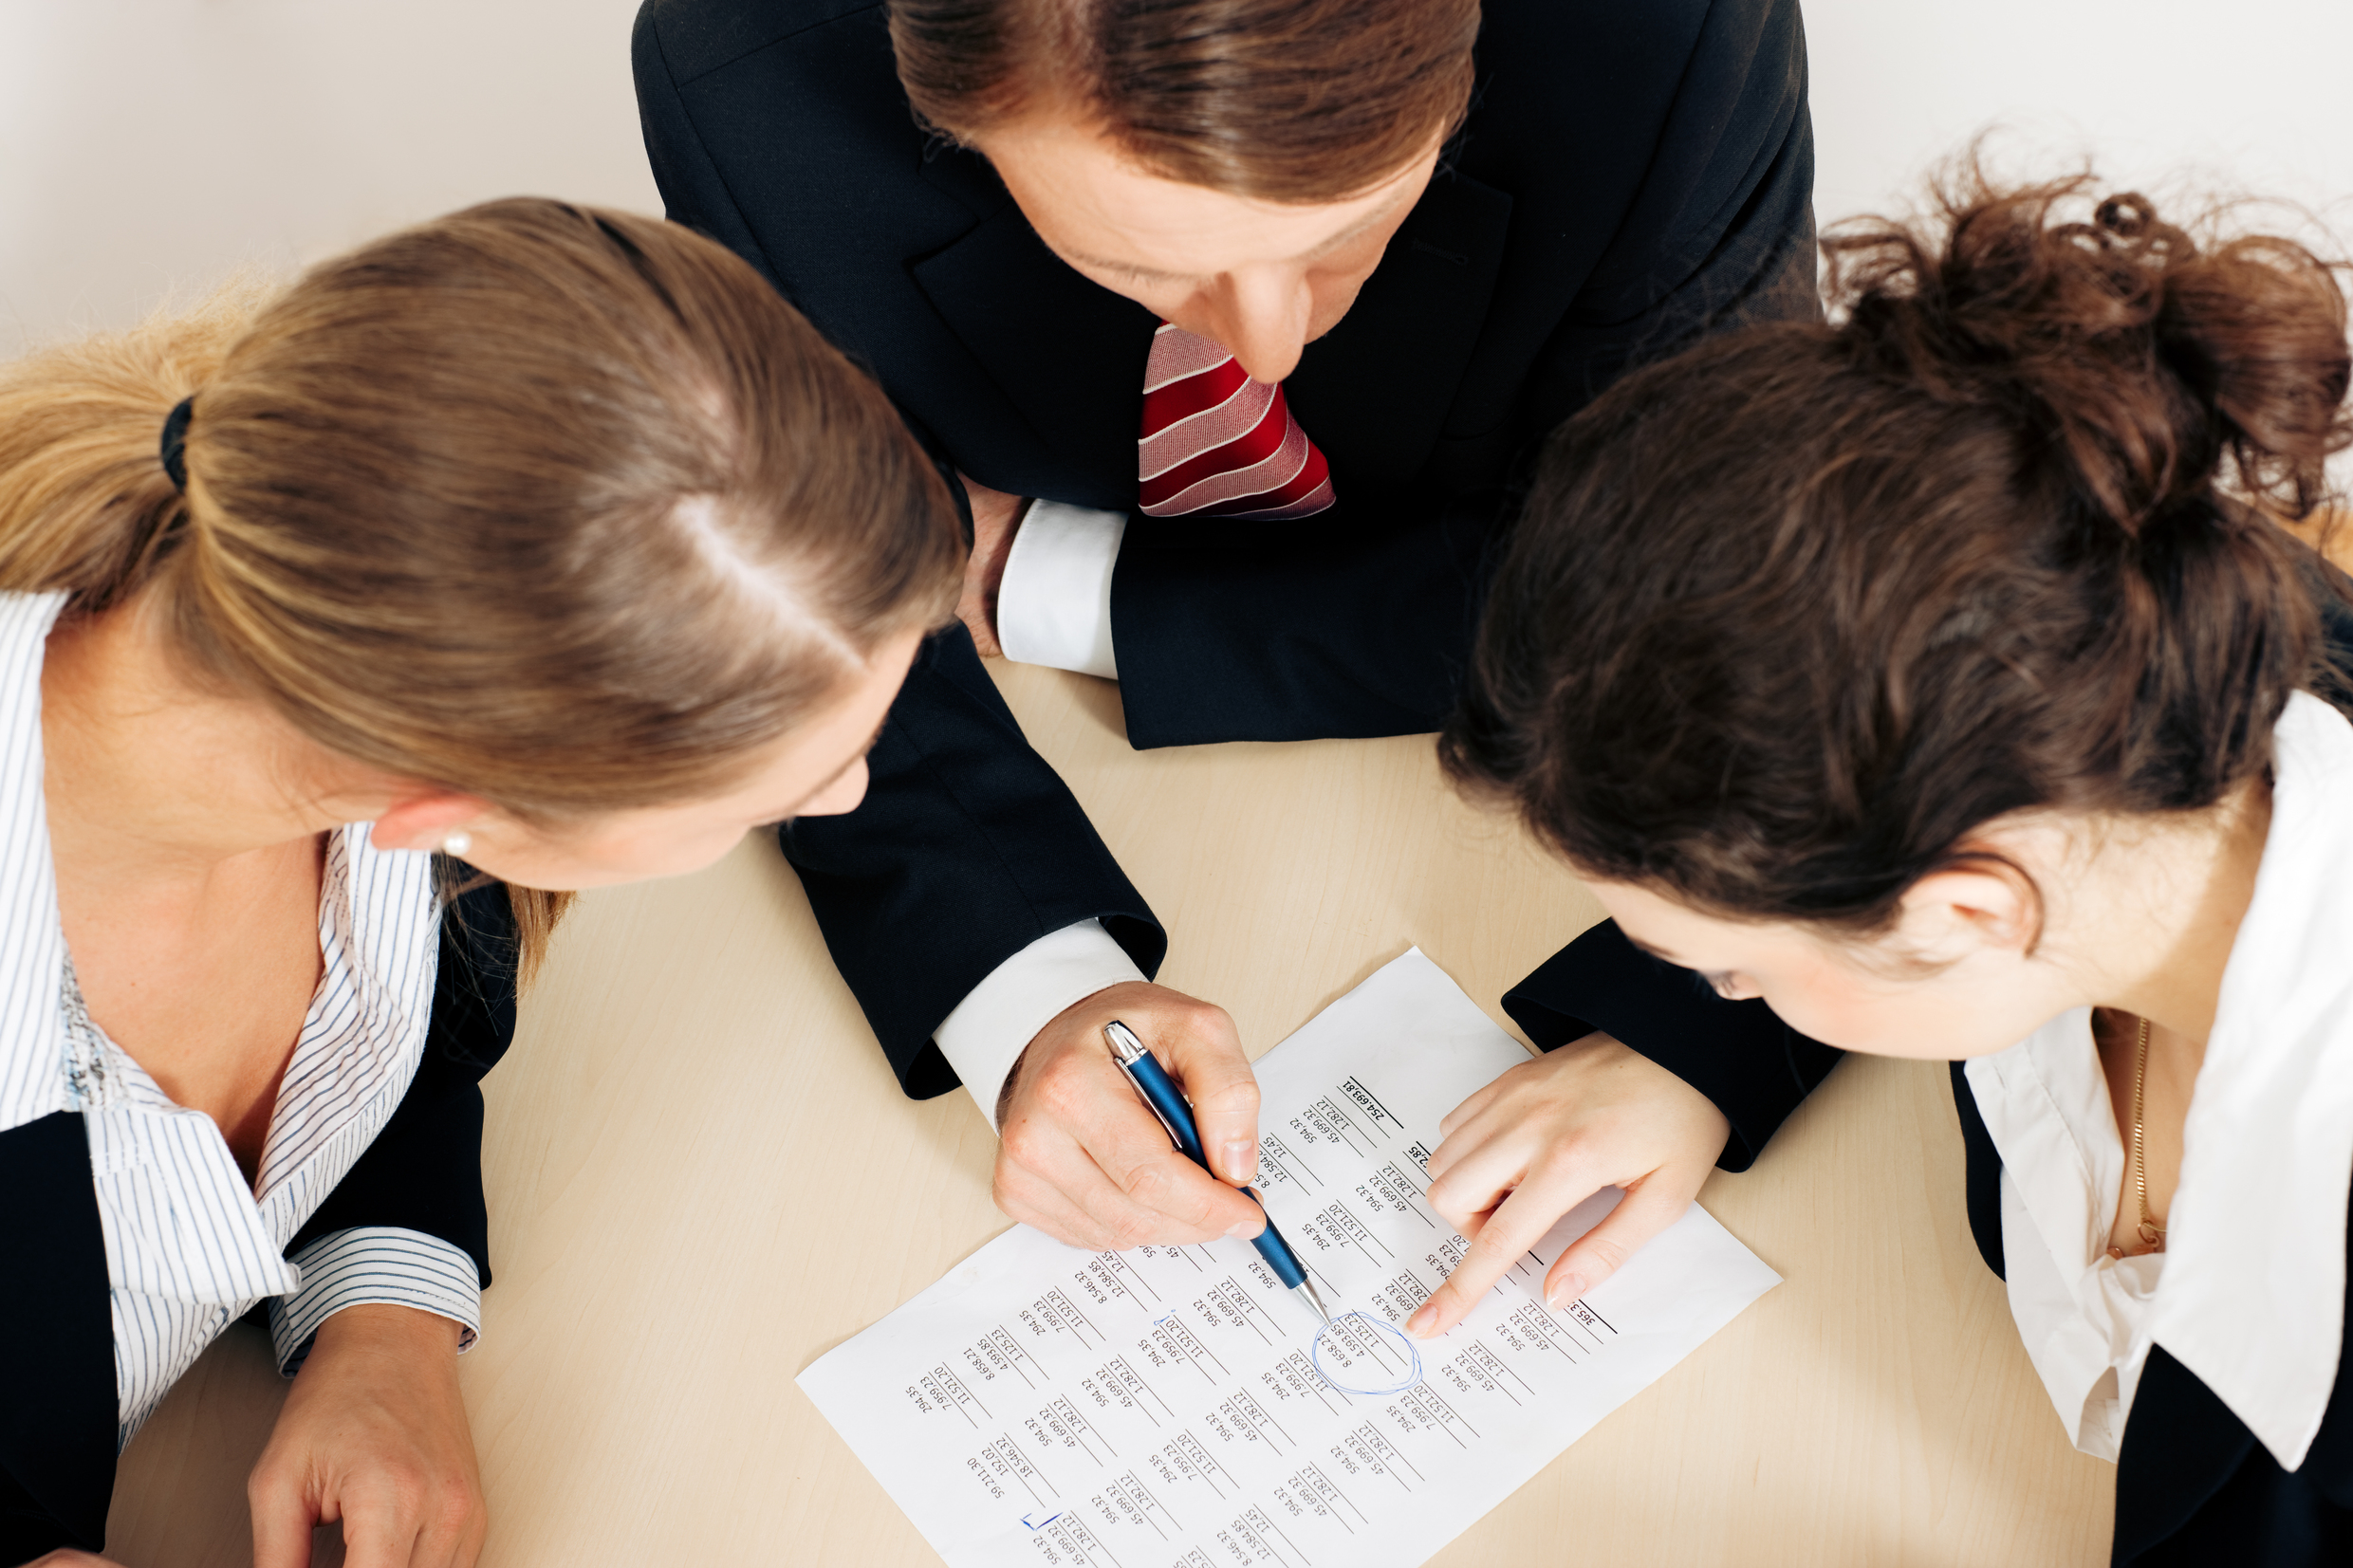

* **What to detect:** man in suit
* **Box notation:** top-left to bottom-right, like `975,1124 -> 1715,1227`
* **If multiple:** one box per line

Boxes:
632,0 -> 1817,1265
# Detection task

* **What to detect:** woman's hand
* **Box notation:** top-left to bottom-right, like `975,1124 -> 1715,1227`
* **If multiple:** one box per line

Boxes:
1405,1031 -> 1730,1338
954,471 -> 1031,658
249,1303 -> 486,1568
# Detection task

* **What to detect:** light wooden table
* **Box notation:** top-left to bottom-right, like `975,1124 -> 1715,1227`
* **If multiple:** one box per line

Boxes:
105,658 -> 2115,1568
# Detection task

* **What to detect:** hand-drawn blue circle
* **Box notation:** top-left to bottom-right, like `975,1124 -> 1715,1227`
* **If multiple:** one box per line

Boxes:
1310,1311 -> 1424,1396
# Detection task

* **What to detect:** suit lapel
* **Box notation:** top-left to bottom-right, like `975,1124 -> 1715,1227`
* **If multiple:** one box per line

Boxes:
911,157 -> 1513,511
0,1111 -> 120,1550
1284,170 -> 1513,490
909,181 -> 1160,508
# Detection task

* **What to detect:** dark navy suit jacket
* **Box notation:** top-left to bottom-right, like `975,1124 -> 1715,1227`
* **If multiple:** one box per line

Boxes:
0,885 -> 520,1562
633,0 -> 1822,1095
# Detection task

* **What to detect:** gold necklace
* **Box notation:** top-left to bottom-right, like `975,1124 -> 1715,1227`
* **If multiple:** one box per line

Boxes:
2107,1015 -> 2167,1261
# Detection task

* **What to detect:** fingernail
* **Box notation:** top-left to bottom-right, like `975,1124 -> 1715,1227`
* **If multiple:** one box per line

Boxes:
1547,1272 -> 1588,1312
1221,1138 -> 1258,1183
1405,1304 -> 1436,1338
1226,1216 -> 1264,1240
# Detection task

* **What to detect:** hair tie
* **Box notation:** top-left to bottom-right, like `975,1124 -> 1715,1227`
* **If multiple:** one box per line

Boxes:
158,397 -> 195,492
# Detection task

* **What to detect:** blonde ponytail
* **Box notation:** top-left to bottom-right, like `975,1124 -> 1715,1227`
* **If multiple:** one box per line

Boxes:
0,204 -> 961,984
0,283 -> 266,608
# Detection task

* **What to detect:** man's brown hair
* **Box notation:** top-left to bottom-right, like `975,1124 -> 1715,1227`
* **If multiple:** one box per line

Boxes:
889,0 -> 1480,202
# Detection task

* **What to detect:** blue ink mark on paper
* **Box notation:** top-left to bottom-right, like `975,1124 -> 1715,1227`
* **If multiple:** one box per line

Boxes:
1310,1311 -> 1424,1396
1023,1511 -> 1063,1530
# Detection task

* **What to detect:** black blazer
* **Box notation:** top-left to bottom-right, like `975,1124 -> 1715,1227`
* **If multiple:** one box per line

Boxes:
0,884 -> 520,1563
633,0 -> 1821,1091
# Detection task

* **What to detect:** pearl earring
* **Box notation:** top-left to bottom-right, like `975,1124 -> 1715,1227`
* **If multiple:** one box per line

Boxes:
440,830 -> 472,858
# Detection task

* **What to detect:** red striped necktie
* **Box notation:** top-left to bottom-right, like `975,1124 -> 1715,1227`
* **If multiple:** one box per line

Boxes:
1137,323 -> 1336,520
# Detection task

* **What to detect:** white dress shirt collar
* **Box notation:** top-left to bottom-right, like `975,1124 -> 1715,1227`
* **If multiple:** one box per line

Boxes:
1968,691 -> 2353,1471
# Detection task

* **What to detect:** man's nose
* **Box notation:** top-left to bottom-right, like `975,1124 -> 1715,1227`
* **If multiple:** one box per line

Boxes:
1207,270 -> 1313,384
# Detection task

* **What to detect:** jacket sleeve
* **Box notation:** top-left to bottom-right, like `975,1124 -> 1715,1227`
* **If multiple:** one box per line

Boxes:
285,881 -> 520,1288
1504,920 -> 1842,1171
637,4 -> 1164,1099
782,625 -> 1166,1098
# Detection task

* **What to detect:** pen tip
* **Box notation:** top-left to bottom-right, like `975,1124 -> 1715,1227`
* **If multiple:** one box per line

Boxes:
1302,1280 -> 1333,1325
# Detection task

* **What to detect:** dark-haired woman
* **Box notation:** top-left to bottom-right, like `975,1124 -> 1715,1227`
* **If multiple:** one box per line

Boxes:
1418,175 -> 2353,1561
3,200 -> 959,1566
633,0 -> 1818,1274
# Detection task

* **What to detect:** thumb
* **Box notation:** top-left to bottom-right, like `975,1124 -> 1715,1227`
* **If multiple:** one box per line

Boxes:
1163,1008 -> 1259,1186
1543,1180 -> 1695,1307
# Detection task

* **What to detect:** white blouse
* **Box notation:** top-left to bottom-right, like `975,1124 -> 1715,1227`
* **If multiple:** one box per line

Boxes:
0,591 -> 481,1446
1966,691 -> 2353,1471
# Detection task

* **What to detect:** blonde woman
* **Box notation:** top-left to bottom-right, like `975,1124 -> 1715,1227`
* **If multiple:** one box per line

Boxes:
4,199 -> 959,1566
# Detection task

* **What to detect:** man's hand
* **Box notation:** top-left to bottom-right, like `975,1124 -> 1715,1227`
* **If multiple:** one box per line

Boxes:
1405,1032 -> 1730,1338
955,471 -> 1029,658
250,1303 -> 486,1568
24,1553 -> 128,1566
993,981 -> 1268,1249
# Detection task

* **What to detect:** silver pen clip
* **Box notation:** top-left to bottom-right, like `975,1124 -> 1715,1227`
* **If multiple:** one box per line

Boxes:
1102,1019 -> 1184,1148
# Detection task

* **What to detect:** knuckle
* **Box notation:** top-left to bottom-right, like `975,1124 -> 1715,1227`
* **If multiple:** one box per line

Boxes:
1108,1211 -> 1160,1250
1532,1143 -> 1589,1183
1031,1061 -> 1101,1124
246,1462 -> 293,1507
1120,1158 -> 1176,1208
998,1121 -> 1053,1171
1583,1233 -> 1633,1274
434,1476 -> 481,1533
1174,995 -> 1234,1038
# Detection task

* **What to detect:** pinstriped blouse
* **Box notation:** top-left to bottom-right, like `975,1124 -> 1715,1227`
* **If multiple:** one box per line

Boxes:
0,590 -> 481,1447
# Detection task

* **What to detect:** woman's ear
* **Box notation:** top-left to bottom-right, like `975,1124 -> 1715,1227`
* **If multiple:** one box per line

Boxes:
370,789 -> 494,853
1892,855 -> 2040,965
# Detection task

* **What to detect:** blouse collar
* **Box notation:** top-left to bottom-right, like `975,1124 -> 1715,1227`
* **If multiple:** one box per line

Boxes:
0,590 -> 75,1134
1975,692 -> 2353,1471
2152,691 -> 2353,1470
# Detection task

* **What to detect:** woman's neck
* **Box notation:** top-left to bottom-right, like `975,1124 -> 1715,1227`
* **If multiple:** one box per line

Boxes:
2069,778 -> 2275,1044
40,601 -> 350,900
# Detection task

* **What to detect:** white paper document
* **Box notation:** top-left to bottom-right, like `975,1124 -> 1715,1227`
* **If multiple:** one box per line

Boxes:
799,949 -> 1781,1568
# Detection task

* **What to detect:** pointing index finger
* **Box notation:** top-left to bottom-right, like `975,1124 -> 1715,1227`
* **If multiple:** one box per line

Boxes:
1406,1166 -> 1597,1339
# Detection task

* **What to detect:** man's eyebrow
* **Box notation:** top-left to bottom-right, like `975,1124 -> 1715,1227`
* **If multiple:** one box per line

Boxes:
1063,249 -> 1195,283
1061,184 -> 1421,284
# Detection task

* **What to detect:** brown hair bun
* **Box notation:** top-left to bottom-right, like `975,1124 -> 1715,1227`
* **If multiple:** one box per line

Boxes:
1443,165 -> 2350,935
1830,175 -> 2349,531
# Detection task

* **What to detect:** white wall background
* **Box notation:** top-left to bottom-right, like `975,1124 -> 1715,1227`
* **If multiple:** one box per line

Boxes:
3,0 -> 2350,358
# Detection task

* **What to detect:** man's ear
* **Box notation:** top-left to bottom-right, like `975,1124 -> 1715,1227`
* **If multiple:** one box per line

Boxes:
370,790 -> 493,853
1893,854 -> 2040,964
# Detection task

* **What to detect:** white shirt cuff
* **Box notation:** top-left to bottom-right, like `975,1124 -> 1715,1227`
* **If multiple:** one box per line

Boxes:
996,501 -> 1125,680
269,1227 -> 484,1375
934,918 -> 1146,1130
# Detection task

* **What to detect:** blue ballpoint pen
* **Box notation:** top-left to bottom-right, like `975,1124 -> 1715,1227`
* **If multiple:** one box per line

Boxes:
1103,1019 -> 1333,1326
